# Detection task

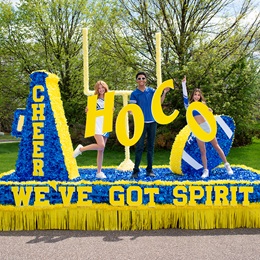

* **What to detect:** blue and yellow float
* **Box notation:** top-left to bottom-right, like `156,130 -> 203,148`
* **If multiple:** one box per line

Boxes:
0,70 -> 260,231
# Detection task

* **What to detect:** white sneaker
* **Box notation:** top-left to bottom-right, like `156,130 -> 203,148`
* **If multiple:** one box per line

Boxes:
225,163 -> 233,175
201,169 -> 209,178
96,172 -> 106,179
73,144 -> 83,158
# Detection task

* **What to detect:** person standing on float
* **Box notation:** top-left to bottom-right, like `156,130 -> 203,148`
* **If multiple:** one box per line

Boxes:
129,71 -> 170,178
73,80 -> 111,179
182,76 -> 233,178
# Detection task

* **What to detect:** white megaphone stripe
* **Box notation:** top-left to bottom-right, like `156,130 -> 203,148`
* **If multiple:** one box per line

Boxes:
182,150 -> 203,170
182,116 -> 233,170
216,116 -> 233,139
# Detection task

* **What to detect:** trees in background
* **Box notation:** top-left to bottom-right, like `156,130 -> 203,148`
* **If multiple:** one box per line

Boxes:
0,0 -> 259,147
110,0 -> 260,146
0,0 -> 91,131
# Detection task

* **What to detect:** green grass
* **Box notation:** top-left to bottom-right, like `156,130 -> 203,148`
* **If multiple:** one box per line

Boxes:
227,138 -> 260,169
0,139 -> 259,173
0,143 -> 19,173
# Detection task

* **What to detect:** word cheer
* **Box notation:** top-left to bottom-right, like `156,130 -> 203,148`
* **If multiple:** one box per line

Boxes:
31,85 -> 46,177
85,79 -> 218,146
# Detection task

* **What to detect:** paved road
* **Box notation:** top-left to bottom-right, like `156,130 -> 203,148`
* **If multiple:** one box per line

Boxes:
0,228 -> 260,260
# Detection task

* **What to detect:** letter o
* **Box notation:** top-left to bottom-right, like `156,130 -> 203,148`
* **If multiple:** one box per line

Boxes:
126,186 -> 143,206
186,102 -> 217,142
116,104 -> 144,146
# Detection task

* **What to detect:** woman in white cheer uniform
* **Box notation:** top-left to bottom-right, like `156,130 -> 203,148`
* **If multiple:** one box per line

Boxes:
73,80 -> 111,179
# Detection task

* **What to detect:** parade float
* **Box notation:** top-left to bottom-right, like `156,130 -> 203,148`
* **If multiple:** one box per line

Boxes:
0,30 -> 259,231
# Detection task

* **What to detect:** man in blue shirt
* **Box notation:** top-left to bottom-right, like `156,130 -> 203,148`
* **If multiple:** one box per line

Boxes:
129,72 -> 169,178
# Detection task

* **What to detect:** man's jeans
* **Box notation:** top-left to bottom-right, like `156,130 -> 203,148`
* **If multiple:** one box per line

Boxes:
133,121 -> 157,173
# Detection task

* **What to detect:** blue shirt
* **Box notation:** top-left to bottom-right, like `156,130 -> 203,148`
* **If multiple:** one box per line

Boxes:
129,87 -> 155,122
192,109 -> 201,116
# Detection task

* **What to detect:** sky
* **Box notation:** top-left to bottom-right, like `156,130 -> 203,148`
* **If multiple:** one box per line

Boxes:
8,0 -> 260,23
9,0 -> 19,4
8,0 -> 260,13
6,0 -> 259,71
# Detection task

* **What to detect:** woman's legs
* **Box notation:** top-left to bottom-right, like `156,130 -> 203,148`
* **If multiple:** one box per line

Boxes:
210,138 -> 227,163
80,135 -> 105,152
196,137 -> 233,176
196,138 -> 207,170
96,136 -> 107,173
196,139 -> 209,178
210,138 -> 233,174
73,135 -> 107,177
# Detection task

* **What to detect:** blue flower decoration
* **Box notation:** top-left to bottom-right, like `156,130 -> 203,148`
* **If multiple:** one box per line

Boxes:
0,166 -> 259,206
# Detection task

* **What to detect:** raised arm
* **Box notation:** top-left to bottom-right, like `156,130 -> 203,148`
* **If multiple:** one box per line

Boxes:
160,87 -> 170,104
182,76 -> 189,110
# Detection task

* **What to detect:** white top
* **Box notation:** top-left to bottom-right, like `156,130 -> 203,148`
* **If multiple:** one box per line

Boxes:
95,98 -> 109,137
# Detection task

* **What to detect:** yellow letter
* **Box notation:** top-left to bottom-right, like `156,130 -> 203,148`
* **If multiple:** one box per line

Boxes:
116,104 -> 144,146
77,186 -> 92,206
239,186 -> 253,206
186,102 -> 217,142
205,186 -> 213,206
32,140 -> 44,158
58,186 -> 75,206
32,103 -> 45,121
11,186 -> 33,206
152,79 -> 179,124
34,186 -> 50,206
33,85 -> 45,103
173,186 -> 187,206
109,186 -> 125,206
32,159 -> 44,176
189,186 -> 204,206
230,186 -> 238,206
85,92 -> 114,138
32,122 -> 44,139
144,187 -> 159,207
126,186 -> 143,206
214,186 -> 229,206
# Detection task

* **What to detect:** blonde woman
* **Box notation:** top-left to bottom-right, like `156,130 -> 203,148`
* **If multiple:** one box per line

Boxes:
73,80 -> 110,179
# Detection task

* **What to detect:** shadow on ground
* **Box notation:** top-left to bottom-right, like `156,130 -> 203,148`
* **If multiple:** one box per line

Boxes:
0,228 -> 259,244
